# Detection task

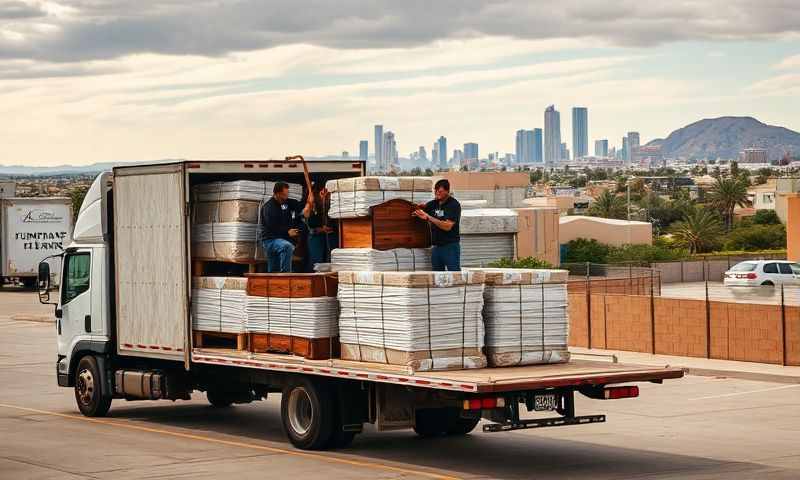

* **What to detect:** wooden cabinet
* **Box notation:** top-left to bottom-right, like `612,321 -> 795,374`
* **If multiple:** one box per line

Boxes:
245,273 -> 338,298
339,199 -> 431,250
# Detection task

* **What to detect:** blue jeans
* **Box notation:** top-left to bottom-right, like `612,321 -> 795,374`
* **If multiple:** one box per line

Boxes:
431,242 -> 461,271
262,238 -> 294,273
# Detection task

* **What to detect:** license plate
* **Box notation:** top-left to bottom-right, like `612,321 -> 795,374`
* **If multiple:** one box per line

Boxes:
534,393 -> 559,411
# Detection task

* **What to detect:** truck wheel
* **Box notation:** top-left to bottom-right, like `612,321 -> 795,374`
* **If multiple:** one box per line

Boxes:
413,408 -> 448,437
281,377 -> 335,450
206,389 -> 233,408
445,409 -> 480,435
74,356 -> 112,417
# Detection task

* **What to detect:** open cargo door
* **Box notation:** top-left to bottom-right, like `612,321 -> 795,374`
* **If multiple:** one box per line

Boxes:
113,163 -> 189,362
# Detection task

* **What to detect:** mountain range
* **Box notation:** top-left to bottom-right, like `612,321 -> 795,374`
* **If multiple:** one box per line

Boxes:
646,116 -> 800,161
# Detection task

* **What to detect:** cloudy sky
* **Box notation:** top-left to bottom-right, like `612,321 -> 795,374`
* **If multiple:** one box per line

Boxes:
1,0 -> 799,166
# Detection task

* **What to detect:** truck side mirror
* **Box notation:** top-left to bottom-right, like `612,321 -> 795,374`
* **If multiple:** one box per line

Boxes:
38,261 -> 51,304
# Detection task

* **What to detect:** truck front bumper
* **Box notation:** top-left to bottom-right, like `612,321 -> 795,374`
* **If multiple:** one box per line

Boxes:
57,357 -> 70,387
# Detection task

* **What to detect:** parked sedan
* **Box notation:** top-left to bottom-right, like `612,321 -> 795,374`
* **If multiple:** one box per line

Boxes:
723,260 -> 800,286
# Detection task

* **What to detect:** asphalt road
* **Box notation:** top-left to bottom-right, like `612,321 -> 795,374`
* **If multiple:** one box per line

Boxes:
2,291 -> 800,479
661,281 -> 800,306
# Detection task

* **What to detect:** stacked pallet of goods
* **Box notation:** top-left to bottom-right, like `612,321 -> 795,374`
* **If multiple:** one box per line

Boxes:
327,176 -> 433,218
245,273 -> 339,360
460,208 -> 519,267
468,268 -> 570,367
191,276 -> 248,350
337,271 -> 487,372
191,180 -> 303,265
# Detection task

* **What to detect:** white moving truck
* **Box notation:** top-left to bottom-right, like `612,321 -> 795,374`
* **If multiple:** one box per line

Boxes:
37,160 -> 682,450
2,196 -> 72,287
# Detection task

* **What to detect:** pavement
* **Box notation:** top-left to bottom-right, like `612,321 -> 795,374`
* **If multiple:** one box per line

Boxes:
660,281 -> 800,306
3,292 -> 800,479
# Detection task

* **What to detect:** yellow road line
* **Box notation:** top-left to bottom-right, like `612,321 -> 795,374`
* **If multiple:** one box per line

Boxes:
0,402 -> 460,480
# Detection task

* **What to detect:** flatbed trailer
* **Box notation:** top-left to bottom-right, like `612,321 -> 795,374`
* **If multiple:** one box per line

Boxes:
37,160 -> 684,451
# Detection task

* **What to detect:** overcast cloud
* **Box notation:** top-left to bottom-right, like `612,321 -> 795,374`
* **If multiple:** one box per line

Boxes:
1,0 -> 799,64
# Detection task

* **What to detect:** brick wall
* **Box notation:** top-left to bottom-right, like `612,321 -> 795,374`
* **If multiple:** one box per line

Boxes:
568,293 -> 800,366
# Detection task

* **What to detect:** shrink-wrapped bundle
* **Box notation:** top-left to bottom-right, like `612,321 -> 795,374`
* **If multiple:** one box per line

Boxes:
191,277 -> 248,333
245,296 -> 338,339
337,271 -> 486,372
330,248 -> 432,272
327,176 -> 433,218
467,268 -> 570,367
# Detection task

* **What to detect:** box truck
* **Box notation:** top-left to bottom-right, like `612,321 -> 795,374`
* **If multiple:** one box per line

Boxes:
2,196 -> 72,287
37,160 -> 682,450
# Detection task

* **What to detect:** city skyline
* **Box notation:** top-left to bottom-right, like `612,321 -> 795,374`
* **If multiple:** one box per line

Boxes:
1,2 -> 799,166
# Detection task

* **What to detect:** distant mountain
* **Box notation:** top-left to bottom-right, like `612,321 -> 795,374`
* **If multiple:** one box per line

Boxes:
0,160 -> 182,176
647,116 -> 800,161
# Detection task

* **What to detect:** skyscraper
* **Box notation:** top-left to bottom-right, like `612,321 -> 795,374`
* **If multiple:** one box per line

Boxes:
431,143 -> 438,169
627,131 -> 640,164
359,140 -> 368,161
437,136 -> 447,170
374,125 -> 384,171
594,139 -> 608,157
560,142 -> 570,162
382,131 -> 397,169
464,143 -> 479,163
418,146 -> 427,164
515,130 -> 525,164
544,105 -> 561,164
622,136 -> 629,163
571,107 -> 588,159
453,149 -> 464,167
532,128 -> 543,163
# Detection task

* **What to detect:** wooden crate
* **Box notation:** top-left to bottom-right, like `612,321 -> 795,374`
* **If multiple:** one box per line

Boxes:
339,199 -> 431,250
193,330 -> 247,351
245,273 -> 337,298
248,333 -> 339,360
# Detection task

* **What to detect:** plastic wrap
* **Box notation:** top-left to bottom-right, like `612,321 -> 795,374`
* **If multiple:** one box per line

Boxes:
191,277 -> 248,333
326,176 -> 433,218
330,248 -> 432,272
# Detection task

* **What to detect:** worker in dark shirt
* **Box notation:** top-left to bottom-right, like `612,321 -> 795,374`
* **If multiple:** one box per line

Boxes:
259,182 -> 312,272
305,183 -> 336,270
412,178 -> 461,271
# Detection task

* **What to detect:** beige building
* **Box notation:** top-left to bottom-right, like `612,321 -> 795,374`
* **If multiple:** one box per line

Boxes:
515,207 -> 560,266
559,215 -> 652,246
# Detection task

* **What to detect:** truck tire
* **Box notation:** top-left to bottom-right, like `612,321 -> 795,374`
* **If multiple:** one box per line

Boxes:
206,389 -> 233,408
74,356 -> 112,417
281,377 -> 335,450
413,408 -> 449,437
445,410 -> 480,436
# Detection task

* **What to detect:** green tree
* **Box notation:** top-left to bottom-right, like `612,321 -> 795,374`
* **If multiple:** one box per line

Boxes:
588,190 -> 627,219
670,208 -> 725,253
707,176 -> 751,230
752,209 -> 781,225
69,186 -> 89,222
563,238 -> 611,263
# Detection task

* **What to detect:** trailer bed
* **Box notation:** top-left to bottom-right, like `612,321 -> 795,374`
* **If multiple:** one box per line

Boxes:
192,348 -> 684,393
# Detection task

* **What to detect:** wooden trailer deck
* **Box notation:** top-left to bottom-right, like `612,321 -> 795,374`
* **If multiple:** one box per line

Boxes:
192,348 -> 684,393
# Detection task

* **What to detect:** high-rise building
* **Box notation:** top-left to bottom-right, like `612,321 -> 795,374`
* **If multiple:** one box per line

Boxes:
560,142 -> 570,162
741,147 -> 768,163
621,136 -> 629,163
374,125 -> 384,170
515,129 -> 525,164
342,151 -> 349,159
627,131 -> 640,164
571,107 -> 588,159
544,105 -> 561,164
359,140 -> 368,161
431,143 -> 438,169
532,128 -> 543,163
453,149 -> 464,167
594,139 -> 608,157
437,136 -> 447,170
418,146 -> 427,164
464,143 -> 479,163
382,131 -> 397,169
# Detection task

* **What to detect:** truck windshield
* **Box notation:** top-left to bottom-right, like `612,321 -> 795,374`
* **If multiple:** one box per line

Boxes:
63,252 -> 91,305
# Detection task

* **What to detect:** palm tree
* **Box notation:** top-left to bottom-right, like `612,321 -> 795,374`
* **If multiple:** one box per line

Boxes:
588,189 -> 627,219
670,208 -> 724,253
707,176 -> 750,230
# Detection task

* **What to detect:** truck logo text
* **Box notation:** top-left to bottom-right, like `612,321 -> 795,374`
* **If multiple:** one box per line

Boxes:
21,209 -> 64,224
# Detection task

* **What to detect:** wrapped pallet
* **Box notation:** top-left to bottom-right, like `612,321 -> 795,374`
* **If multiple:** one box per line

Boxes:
330,248 -> 432,272
460,208 -> 519,267
468,268 -> 570,367
244,273 -> 339,359
337,271 -> 487,372
327,176 -> 434,218
192,180 -> 303,262
191,276 -> 248,334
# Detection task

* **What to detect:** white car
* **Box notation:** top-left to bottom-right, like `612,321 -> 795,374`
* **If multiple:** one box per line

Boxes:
723,260 -> 800,287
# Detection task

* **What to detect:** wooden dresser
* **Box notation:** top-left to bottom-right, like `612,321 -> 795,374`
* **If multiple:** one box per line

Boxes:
338,199 -> 431,250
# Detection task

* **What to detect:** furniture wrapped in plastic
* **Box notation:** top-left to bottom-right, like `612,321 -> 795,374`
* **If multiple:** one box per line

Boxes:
191,180 -> 302,262
330,248 -> 432,272
337,270 -> 487,372
191,276 -> 248,333
327,176 -> 433,218
467,268 -> 570,367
